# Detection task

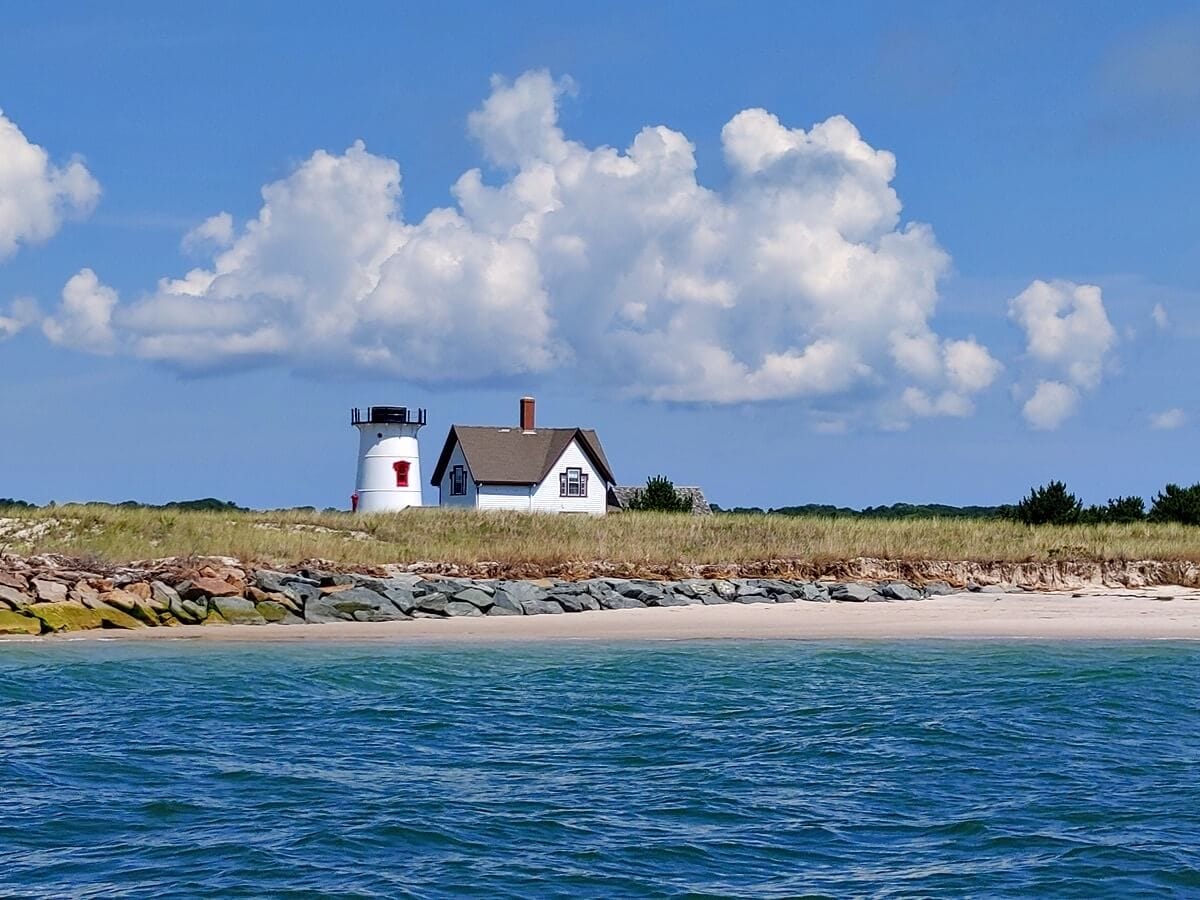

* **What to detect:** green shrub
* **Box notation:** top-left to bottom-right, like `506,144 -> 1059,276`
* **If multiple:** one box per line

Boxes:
1016,481 -> 1082,525
1081,496 -> 1146,524
1149,484 -> 1200,525
629,476 -> 693,513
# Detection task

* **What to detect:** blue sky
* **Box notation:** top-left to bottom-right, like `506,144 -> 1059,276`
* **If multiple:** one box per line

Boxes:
1,2 -> 1198,510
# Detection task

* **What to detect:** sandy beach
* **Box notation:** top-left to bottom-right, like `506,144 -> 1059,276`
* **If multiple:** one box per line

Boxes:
7,588 -> 1200,643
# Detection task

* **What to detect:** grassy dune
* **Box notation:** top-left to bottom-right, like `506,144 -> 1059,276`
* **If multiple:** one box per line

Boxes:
3,504 -> 1200,569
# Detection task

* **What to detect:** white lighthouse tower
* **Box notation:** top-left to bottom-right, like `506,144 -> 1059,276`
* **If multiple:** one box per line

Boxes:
351,406 -> 426,512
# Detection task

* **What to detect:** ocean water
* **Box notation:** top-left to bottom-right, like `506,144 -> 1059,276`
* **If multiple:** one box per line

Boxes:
1,641 -> 1199,898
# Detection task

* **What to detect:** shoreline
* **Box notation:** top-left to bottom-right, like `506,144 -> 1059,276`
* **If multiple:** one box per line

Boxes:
7,589 -> 1200,643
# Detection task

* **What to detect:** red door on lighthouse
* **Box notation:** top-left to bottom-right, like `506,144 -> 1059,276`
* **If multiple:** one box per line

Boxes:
393,460 -> 410,487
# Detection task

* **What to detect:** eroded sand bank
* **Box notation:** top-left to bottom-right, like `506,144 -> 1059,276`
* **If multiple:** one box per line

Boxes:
7,588 -> 1200,643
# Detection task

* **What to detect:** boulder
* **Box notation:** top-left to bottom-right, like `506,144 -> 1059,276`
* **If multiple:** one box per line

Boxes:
497,582 -> 549,606
125,582 -> 152,601
799,583 -> 830,602
381,587 -> 419,615
454,587 -> 494,610
488,591 -> 524,615
486,599 -> 523,615
94,604 -> 145,630
924,581 -> 957,596
555,593 -> 601,612
255,601 -> 303,624
101,589 -> 159,624
0,573 -> 27,591
711,581 -> 738,602
254,570 -> 300,594
650,593 -> 691,607
212,596 -> 267,625
169,595 -> 208,624
0,610 -> 40,635
181,576 -> 242,600
673,581 -> 707,600
413,593 -> 451,616
32,579 -> 68,603
0,585 -> 31,610
617,581 -> 668,604
521,598 -> 564,615
283,580 -> 321,609
599,592 -> 647,610
71,582 -> 102,607
830,583 -> 877,603
30,601 -> 104,632
445,600 -> 485,617
734,584 -> 773,604
305,587 -> 411,623
246,586 -> 300,614
881,582 -> 923,602
700,591 -> 728,605
150,580 -> 180,612
977,584 -> 1011,594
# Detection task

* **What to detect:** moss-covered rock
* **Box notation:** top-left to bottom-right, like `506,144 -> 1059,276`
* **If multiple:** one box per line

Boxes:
212,596 -> 266,625
0,609 -> 41,635
255,600 -> 289,622
95,603 -> 145,630
30,602 -> 104,632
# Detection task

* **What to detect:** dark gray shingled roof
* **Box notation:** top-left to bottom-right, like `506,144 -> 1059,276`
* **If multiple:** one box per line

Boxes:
430,426 -> 615,487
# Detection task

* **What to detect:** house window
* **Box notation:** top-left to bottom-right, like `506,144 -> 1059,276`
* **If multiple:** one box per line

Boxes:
450,465 -> 467,496
559,467 -> 588,498
393,460 -> 410,488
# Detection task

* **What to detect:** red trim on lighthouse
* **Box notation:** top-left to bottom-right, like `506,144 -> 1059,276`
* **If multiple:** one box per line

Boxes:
393,460 -> 410,487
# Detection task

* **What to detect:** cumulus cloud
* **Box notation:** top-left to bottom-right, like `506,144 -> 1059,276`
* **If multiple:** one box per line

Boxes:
1022,381 -> 1079,431
0,297 -> 40,340
1010,279 -> 1115,428
42,268 -> 118,353
1152,302 -> 1169,330
1150,408 -> 1186,430
181,211 -> 234,253
48,70 -> 994,415
0,109 -> 99,260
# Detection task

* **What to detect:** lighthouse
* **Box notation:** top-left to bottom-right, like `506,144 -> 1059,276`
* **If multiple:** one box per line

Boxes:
351,406 -> 426,512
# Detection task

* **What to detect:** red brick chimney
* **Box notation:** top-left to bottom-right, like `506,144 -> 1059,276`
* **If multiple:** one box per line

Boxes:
520,396 -> 536,432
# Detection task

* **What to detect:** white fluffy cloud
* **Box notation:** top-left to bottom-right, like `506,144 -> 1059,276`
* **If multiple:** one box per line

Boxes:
0,297 -> 39,340
0,109 -> 99,260
1010,279 -> 1115,428
1150,408 -> 1186,430
42,268 -> 118,352
1022,381 -> 1080,430
49,70 -> 995,415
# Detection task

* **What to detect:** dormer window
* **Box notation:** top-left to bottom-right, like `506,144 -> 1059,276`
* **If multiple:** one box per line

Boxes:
450,465 -> 467,496
559,467 -> 588,498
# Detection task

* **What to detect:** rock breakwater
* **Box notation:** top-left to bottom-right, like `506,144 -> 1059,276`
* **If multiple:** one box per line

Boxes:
0,554 -> 977,635
1,552 -> 1195,636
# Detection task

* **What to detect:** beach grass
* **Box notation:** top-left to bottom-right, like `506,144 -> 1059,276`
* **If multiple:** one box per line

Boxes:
3,504 -> 1200,569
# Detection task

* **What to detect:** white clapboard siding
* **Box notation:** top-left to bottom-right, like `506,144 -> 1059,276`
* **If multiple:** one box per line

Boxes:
476,483 -> 535,511
530,438 -> 607,515
438,442 -> 477,508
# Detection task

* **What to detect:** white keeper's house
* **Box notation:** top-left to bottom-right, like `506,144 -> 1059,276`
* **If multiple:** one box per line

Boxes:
430,397 -> 616,514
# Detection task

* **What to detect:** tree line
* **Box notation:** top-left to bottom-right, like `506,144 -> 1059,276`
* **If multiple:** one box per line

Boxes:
1013,481 -> 1200,526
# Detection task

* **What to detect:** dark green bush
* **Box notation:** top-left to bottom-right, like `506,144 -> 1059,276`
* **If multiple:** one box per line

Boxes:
1149,483 -> 1200,525
629,476 -> 692,513
1016,481 -> 1082,525
1081,496 -> 1147,524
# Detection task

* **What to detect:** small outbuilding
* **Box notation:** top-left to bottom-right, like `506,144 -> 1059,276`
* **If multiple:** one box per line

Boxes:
430,397 -> 616,514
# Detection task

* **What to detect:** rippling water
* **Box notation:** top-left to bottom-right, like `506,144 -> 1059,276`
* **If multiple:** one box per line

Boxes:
2,640 -> 1199,897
